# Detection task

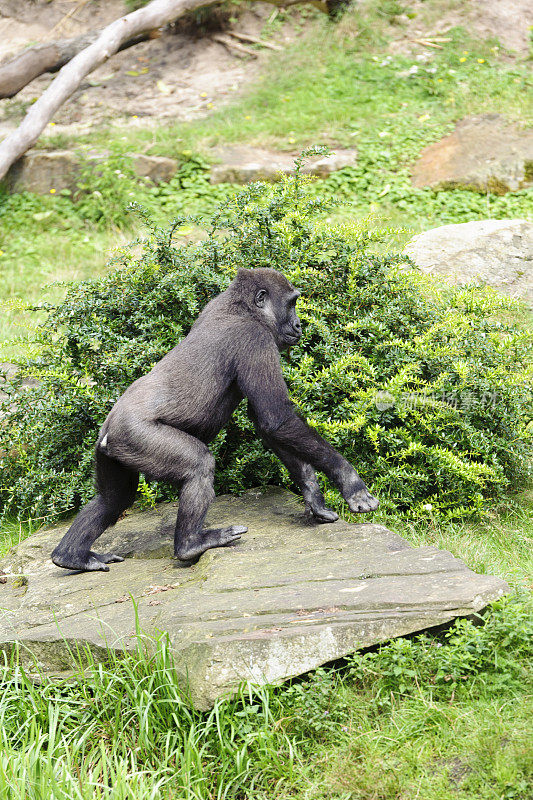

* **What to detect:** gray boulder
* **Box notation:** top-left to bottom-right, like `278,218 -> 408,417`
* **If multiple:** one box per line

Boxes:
131,154 -> 178,184
5,150 -> 178,194
5,150 -> 80,194
405,219 -> 533,306
411,115 -> 533,194
0,487 -> 508,709
210,146 -> 357,184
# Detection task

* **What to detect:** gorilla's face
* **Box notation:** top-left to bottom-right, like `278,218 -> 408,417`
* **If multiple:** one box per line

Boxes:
254,284 -> 302,349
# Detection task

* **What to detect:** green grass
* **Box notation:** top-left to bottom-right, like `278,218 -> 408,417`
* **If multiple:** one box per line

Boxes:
97,29 -> 530,153
0,586 -> 530,800
0,191 -> 133,358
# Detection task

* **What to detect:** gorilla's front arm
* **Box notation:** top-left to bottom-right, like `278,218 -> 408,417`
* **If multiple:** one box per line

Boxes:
237,335 -> 379,514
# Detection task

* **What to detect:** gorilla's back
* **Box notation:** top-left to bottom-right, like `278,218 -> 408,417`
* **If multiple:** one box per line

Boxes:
105,308 -> 252,443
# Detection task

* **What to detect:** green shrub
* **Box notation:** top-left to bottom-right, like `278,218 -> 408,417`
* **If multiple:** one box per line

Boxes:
148,151 -> 235,218
1,151 -> 531,521
347,594 -> 533,703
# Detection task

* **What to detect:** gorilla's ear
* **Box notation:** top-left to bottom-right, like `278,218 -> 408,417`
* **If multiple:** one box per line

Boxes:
254,289 -> 267,308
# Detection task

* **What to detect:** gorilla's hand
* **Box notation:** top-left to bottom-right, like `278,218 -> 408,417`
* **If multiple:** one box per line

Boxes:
345,487 -> 379,513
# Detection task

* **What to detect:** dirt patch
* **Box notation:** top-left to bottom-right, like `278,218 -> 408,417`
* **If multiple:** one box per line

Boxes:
0,0 -> 127,62
467,0 -> 532,54
386,0 -> 532,57
1,0 -> 530,145
434,757 -> 473,788
0,0 -> 298,139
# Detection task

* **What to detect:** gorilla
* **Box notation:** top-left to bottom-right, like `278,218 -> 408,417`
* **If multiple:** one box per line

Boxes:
52,268 -> 378,572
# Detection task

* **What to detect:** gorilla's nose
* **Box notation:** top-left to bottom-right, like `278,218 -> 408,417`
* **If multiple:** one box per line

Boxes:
293,320 -> 302,334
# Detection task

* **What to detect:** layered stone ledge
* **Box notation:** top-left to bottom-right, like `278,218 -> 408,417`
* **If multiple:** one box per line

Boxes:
0,487 -> 508,708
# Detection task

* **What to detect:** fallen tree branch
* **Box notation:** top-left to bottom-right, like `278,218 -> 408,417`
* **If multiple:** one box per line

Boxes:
0,0 -> 329,181
0,0 -> 206,180
412,38 -> 443,49
0,30 -> 157,99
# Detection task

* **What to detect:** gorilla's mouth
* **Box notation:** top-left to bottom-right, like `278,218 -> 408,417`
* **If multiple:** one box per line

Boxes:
284,332 -> 301,343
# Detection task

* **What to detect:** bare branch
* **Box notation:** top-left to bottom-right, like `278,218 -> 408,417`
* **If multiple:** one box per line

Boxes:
0,1 -> 201,179
212,33 -> 258,58
228,32 -> 283,50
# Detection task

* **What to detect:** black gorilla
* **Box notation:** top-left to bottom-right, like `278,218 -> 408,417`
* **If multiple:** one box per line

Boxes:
52,268 -> 378,572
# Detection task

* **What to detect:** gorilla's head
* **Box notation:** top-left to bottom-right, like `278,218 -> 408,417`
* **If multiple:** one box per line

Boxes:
230,268 -> 302,349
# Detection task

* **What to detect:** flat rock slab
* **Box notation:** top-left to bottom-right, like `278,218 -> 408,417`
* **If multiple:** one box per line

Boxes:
5,150 -> 179,194
209,147 -> 357,184
0,487 -> 508,709
405,218 -> 533,306
411,115 -> 533,194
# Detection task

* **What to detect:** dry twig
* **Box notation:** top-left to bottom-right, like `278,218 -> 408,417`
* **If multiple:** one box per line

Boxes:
212,33 -> 258,57
228,31 -> 282,50
50,0 -> 93,36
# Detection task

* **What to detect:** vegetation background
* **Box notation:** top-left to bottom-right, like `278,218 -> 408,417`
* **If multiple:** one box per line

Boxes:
0,1 -> 531,798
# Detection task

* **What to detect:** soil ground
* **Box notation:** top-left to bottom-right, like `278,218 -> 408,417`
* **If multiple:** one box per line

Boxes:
0,0 -> 303,140
0,0 -> 531,144
387,0 -> 532,57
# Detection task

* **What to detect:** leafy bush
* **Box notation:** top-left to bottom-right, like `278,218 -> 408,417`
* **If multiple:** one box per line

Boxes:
149,151 -> 235,218
347,594 -> 533,703
1,152 -> 531,521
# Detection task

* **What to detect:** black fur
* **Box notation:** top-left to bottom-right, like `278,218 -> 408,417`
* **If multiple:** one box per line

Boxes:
52,268 -> 378,572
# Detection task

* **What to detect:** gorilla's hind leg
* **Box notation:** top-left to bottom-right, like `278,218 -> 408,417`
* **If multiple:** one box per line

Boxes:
173,453 -> 246,564
51,450 -> 139,572
102,423 -> 246,565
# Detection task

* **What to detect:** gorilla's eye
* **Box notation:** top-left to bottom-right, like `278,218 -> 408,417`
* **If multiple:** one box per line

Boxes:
255,289 -> 267,308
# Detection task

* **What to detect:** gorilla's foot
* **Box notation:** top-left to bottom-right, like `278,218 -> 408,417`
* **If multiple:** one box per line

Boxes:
51,548 -> 122,572
309,504 -> 339,523
175,525 -> 247,563
303,485 -> 339,523
97,552 -> 125,564
346,487 -> 379,513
